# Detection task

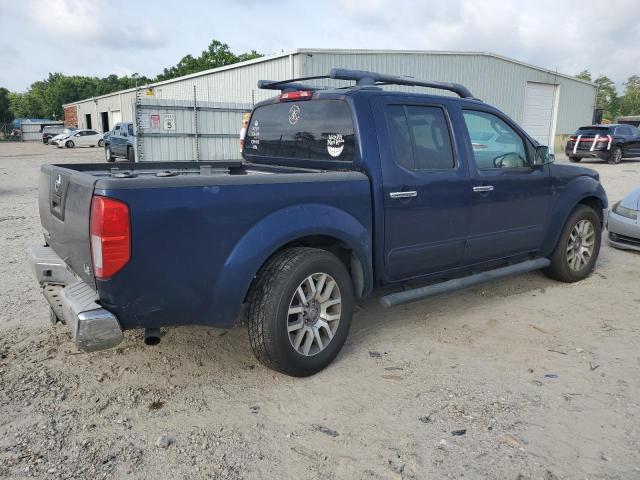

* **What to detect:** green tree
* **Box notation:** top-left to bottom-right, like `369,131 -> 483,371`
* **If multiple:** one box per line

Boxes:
620,75 -> 640,116
156,39 -> 263,81
575,70 -> 592,82
0,87 -> 12,123
594,75 -> 620,121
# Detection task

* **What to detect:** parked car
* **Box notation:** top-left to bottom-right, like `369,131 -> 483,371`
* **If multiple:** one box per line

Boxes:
607,187 -> 640,251
58,129 -> 104,149
30,68 -> 607,377
104,122 -> 135,162
49,128 -> 77,146
42,125 -> 65,144
566,124 -> 640,164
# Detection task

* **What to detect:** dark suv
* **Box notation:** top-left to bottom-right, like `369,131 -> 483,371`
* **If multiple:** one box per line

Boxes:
566,124 -> 640,164
104,122 -> 135,162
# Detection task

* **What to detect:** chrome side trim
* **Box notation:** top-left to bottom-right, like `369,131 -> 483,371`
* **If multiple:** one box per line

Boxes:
473,185 -> 494,192
389,191 -> 418,199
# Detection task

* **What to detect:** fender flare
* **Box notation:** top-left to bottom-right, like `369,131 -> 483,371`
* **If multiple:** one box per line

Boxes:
541,176 -> 608,256
209,203 -> 373,328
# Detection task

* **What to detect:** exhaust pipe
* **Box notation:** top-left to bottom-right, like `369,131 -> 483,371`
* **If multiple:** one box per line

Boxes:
144,328 -> 161,346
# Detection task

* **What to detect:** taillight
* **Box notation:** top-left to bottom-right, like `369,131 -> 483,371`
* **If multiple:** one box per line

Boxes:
570,136 -> 577,141
279,90 -> 313,101
90,196 -> 130,279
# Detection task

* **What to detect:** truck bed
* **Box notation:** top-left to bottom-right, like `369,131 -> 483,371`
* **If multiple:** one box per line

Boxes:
38,160 -> 372,331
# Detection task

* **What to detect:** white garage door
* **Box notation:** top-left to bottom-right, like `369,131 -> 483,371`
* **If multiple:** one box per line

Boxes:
522,82 -> 556,148
111,110 -> 122,125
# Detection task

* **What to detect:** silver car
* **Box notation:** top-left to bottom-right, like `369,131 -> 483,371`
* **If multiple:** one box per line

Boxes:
607,187 -> 640,251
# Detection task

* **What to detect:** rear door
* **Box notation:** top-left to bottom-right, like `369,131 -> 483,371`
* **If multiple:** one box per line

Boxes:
371,96 -> 471,281
458,107 -> 552,264
617,125 -> 640,156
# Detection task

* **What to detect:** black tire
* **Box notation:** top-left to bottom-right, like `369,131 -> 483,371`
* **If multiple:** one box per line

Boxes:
608,146 -> 622,164
543,205 -> 601,283
569,156 -> 581,163
247,247 -> 354,377
65,140 -> 74,148
127,147 -> 135,162
105,145 -> 115,162
98,139 -> 104,147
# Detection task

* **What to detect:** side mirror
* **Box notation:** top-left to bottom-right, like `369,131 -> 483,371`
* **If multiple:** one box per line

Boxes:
535,145 -> 555,165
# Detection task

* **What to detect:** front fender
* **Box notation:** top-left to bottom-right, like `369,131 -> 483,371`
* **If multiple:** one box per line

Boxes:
541,176 -> 608,256
209,203 -> 373,328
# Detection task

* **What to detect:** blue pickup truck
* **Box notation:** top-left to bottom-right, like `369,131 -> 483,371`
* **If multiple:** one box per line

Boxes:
31,69 -> 607,376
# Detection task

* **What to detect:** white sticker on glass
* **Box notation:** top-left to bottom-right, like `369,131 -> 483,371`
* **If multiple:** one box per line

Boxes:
327,134 -> 345,158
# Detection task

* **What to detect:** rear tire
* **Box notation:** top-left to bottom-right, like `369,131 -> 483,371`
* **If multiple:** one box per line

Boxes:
98,139 -> 104,147
608,146 -> 622,164
65,140 -> 74,148
543,205 -> 601,283
127,147 -> 134,162
247,247 -> 354,377
569,156 -> 581,163
105,145 -> 115,162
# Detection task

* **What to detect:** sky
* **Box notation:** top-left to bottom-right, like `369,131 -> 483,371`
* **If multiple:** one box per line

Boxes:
1,0 -> 639,92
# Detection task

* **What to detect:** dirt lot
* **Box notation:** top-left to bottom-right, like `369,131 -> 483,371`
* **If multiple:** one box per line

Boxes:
1,142 -> 639,480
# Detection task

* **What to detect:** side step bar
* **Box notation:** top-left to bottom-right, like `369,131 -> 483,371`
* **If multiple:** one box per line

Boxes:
379,258 -> 551,308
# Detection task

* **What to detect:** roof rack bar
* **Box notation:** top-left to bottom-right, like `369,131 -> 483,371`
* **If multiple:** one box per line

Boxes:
257,75 -> 330,93
329,68 -> 475,99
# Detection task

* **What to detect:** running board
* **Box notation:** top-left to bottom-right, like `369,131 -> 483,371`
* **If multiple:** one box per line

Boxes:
379,258 -> 551,308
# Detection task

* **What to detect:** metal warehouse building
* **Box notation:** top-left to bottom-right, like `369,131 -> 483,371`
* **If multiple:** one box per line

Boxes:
64,48 -> 596,157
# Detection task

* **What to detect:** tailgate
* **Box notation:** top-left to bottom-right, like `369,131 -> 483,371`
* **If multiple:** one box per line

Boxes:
38,164 -> 97,287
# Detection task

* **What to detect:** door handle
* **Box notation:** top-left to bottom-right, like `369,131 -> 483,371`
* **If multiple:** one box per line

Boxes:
472,185 -> 494,193
390,191 -> 418,199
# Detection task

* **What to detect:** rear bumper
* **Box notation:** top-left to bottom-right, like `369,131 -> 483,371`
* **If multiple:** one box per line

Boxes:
565,148 -> 610,160
30,245 -> 123,352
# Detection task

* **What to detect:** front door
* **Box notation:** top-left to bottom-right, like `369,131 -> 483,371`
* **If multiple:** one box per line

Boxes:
372,97 -> 471,282
459,107 -> 552,264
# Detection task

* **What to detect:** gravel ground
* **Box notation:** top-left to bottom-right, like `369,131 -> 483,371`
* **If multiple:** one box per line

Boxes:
1,142 -> 640,479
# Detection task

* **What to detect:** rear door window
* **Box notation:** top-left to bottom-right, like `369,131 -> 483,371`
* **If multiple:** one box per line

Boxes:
386,104 -> 455,170
244,99 -> 355,161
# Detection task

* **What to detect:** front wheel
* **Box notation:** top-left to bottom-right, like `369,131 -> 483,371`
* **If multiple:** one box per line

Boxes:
543,205 -> 601,283
127,147 -> 135,162
105,146 -> 115,162
608,146 -> 622,164
65,140 -> 75,148
247,247 -> 354,377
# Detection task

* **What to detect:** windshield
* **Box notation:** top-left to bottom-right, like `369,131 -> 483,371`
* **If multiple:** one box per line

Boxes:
575,127 -> 610,136
243,99 -> 355,162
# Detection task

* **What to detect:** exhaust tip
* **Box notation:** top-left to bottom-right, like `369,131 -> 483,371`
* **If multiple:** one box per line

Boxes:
144,328 -> 162,346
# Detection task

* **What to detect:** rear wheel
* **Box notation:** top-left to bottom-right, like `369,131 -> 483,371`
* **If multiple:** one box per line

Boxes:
65,140 -> 75,148
608,146 -> 622,164
544,205 -> 601,282
569,156 -> 581,163
247,247 -> 354,377
98,139 -> 104,147
105,145 -> 115,162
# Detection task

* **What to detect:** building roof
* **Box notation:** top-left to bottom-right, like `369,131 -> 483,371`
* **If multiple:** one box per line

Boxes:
63,49 -> 595,107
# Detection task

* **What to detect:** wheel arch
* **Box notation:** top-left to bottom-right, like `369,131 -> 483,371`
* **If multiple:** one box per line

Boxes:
209,204 -> 373,328
541,177 -> 608,256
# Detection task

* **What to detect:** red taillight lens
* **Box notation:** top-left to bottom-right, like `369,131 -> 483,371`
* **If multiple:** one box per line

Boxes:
570,136 -> 577,141
90,196 -> 130,279
279,90 -> 313,101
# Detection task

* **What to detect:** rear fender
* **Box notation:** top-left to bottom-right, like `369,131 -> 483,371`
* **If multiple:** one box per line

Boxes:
541,176 -> 608,256
210,203 -> 373,327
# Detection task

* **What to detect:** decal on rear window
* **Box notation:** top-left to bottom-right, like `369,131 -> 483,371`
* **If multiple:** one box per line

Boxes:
327,134 -> 345,158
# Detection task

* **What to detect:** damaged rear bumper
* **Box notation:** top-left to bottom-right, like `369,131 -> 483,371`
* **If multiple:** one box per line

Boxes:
30,245 -> 123,352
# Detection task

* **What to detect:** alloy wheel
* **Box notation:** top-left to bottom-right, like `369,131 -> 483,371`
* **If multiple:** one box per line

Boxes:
566,219 -> 595,271
287,273 -> 342,356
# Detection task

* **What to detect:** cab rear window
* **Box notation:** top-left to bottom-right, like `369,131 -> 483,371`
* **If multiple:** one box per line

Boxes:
576,127 -> 611,135
244,100 -> 355,161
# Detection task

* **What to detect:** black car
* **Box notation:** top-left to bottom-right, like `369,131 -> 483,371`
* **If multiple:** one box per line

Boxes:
566,124 -> 640,164
41,125 -> 65,144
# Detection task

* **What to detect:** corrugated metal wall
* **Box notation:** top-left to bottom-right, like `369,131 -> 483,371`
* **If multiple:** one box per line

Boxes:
66,50 -> 595,152
20,121 -> 64,142
300,51 -> 595,136
135,98 -> 250,161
